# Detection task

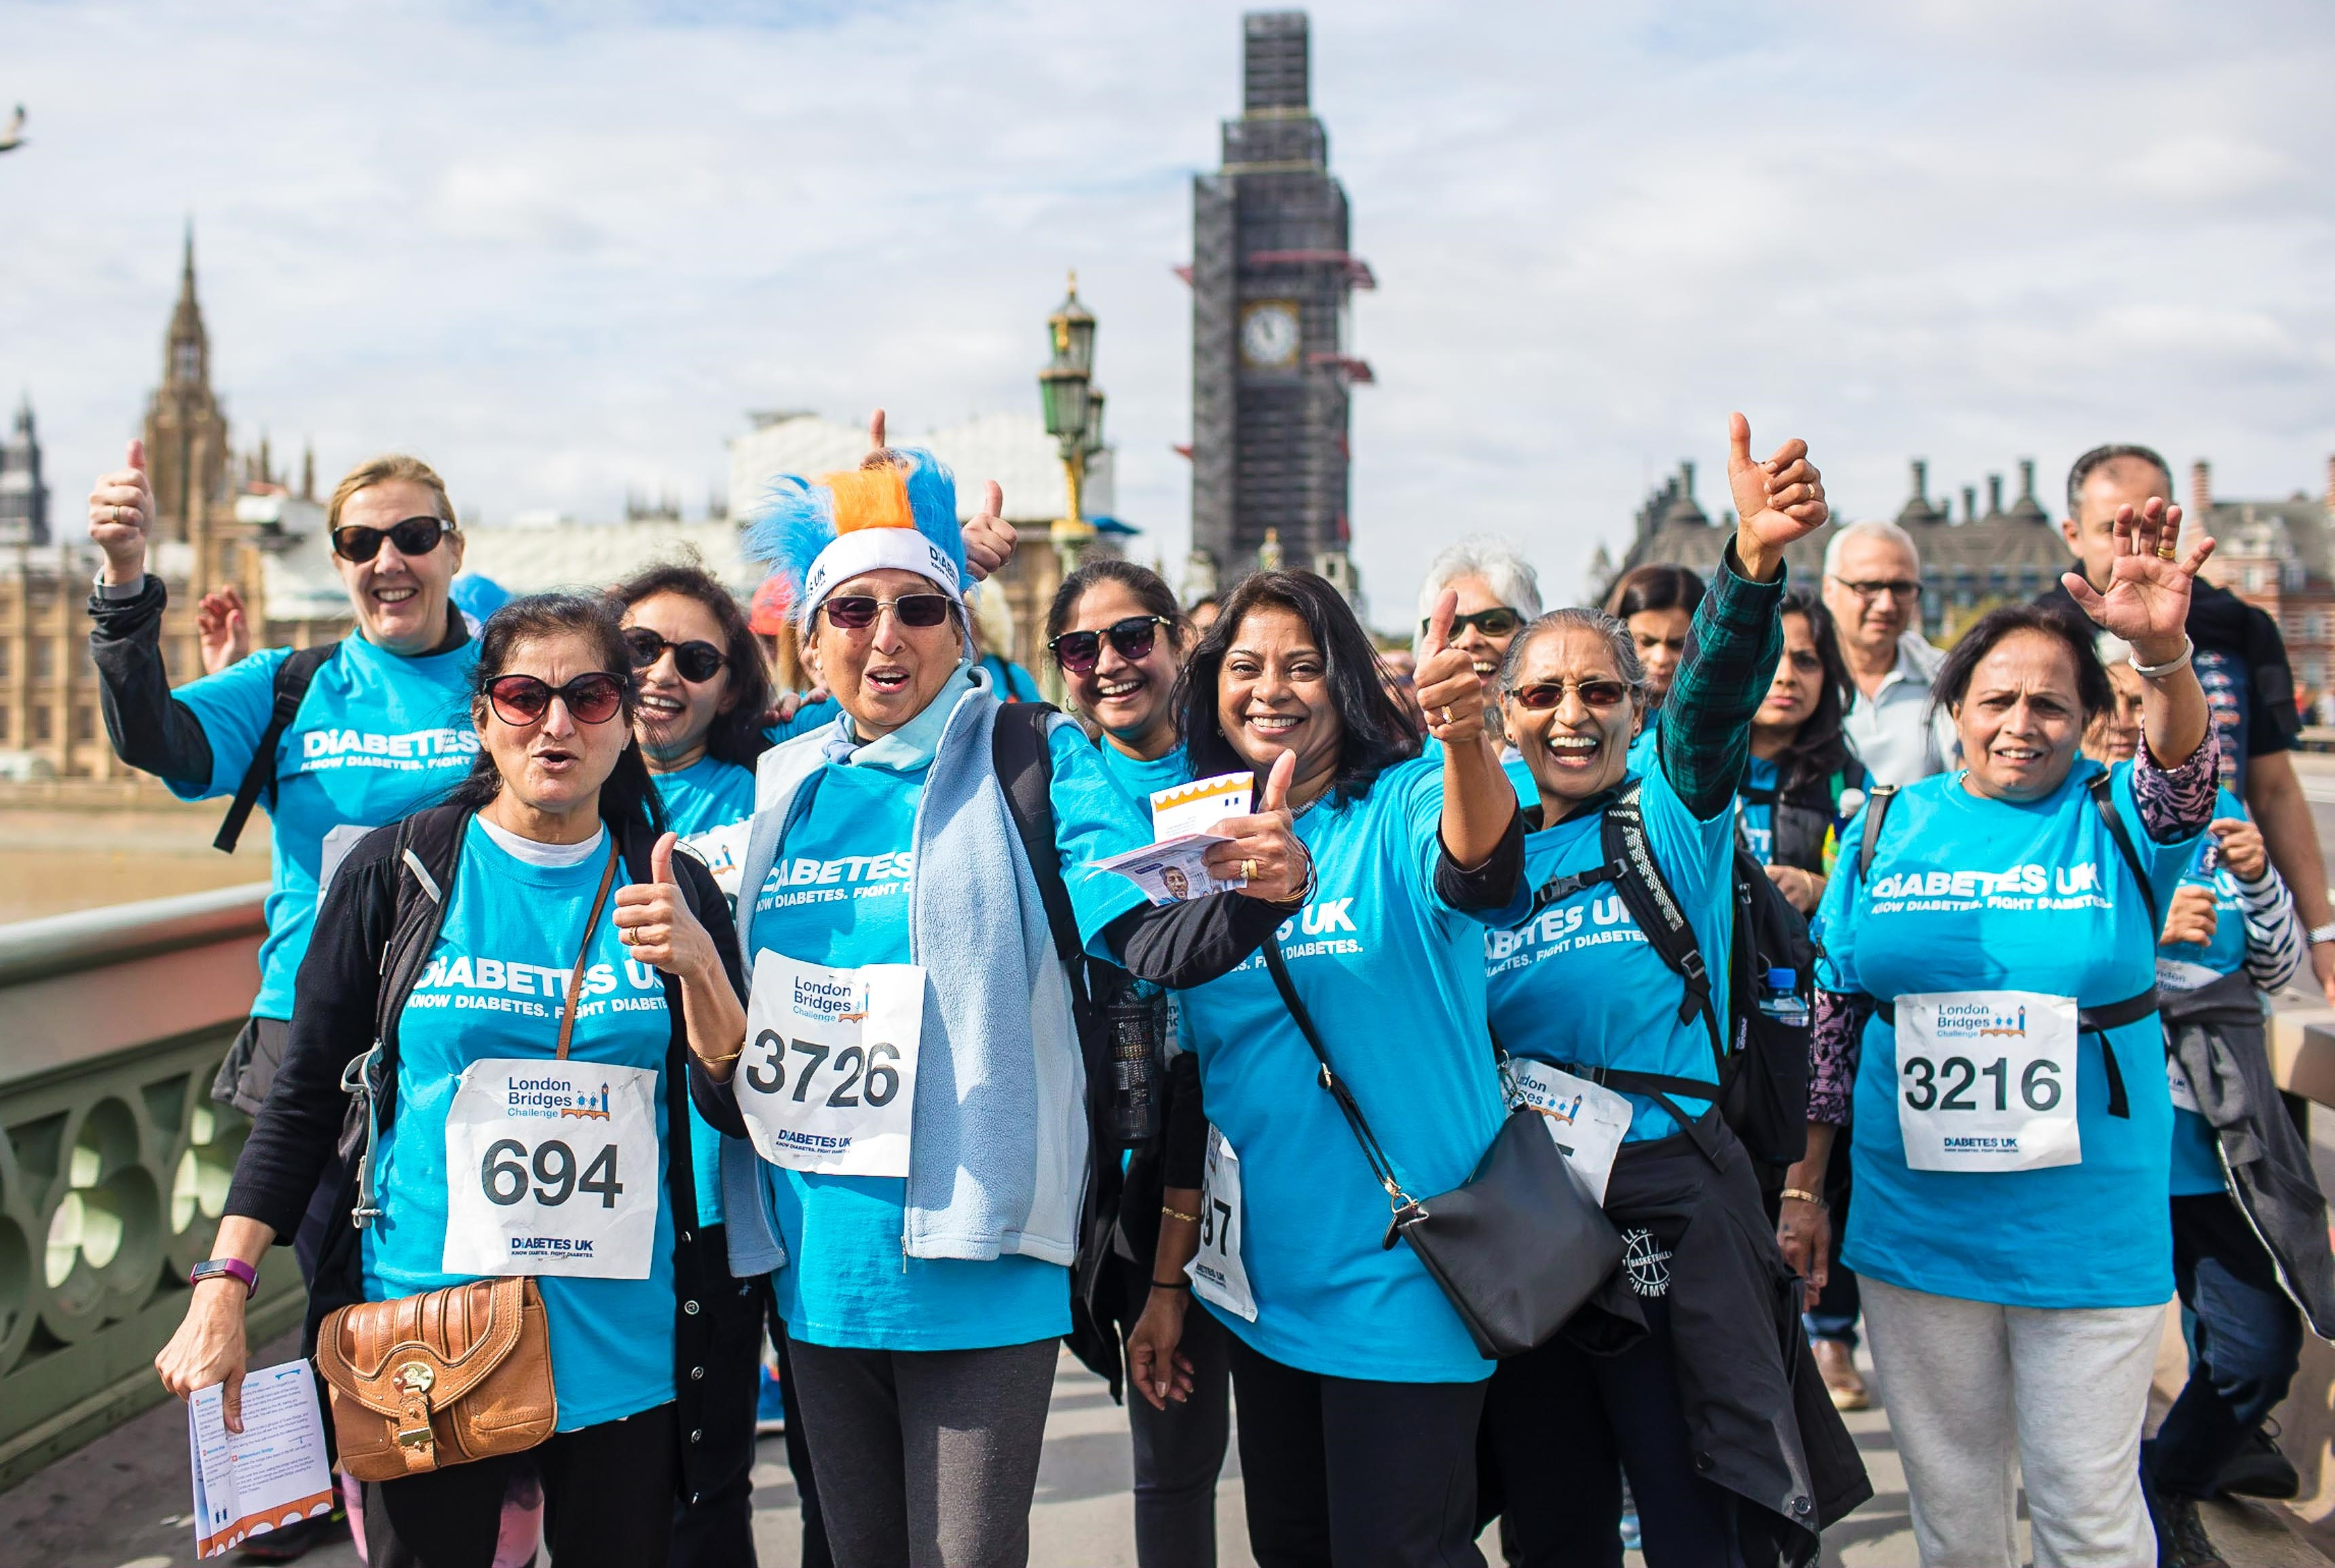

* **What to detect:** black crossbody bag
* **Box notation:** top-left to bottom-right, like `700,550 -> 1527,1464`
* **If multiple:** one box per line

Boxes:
1260,934 -> 1622,1360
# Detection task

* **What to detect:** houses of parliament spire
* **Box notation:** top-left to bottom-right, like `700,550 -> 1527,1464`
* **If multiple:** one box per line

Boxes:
145,221 -> 229,543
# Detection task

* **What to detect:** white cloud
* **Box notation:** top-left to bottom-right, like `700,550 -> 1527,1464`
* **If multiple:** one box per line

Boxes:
2,0 -> 2332,619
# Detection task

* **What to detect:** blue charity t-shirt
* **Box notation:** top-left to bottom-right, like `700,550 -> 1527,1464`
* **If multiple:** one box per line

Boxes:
747,719 -> 1148,1351
764,696 -> 840,747
979,654 -> 1044,703
171,637 -> 480,1020
1813,758 -> 2201,1309
1417,734 -> 1537,808
2160,786 -> 2254,1197
1489,755 -> 1734,1143
1176,755 -> 1529,1383
364,822 -> 679,1431
649,755 -> 763,1229
1738,756 -> 1779,866
1095,740 -> 1190,806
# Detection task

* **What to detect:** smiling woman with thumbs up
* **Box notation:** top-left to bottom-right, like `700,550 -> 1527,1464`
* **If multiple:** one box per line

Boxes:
156,593 -> 751,1568
1129,567 -> 1529,1568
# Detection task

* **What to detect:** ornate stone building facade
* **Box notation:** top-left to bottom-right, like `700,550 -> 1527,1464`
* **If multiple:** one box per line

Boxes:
0,231 -> 263,780
1186,10 -> 1370,605
0,398 -> 50,547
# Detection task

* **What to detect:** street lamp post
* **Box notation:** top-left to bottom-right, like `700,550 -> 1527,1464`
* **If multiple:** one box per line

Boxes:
1039,274 -> 1101,575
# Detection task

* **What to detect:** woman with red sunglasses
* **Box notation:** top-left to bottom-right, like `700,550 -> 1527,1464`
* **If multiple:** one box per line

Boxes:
158,592 -> 751,1567
1477,417 -> 1866,1566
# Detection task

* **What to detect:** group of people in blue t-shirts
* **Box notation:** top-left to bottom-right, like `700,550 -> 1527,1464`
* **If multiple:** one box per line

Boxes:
114,421 -> 2335,1568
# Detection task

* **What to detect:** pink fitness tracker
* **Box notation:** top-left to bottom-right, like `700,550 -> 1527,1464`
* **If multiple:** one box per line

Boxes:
188,1258 -> 258,1296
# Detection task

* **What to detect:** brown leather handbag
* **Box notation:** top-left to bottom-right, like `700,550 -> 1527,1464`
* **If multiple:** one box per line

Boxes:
315,1275 -> 557,1480
314,845 -> 622,1481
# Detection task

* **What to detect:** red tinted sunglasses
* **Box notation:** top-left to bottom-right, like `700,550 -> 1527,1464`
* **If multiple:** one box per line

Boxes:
485,672 -> 627,726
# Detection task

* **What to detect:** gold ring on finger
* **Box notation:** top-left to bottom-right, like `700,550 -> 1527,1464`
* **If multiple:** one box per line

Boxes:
1439,707 -> 1453,726
1240,858 -> 1260,882
2157,540 -> 2179,561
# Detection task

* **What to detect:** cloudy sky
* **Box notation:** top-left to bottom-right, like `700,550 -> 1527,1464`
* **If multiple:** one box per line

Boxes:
4,0 -> 2332,616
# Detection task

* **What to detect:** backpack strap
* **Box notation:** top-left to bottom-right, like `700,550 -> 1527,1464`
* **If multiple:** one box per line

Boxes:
2086,770 -> 2159,933
991,702 -> 1089,997
1856,783 -> 1902,882
346,804 -> 466,1228
214,642 -> 339,853
1598,781 -> 1725,1068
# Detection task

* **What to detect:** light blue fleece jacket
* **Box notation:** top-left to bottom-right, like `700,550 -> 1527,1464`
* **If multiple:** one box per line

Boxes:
720,667 -> 1093,1274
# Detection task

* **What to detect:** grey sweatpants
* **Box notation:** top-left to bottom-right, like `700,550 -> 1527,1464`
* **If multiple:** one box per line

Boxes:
787,1337 -> 1060,1568
1863,1275 -> 2165,1567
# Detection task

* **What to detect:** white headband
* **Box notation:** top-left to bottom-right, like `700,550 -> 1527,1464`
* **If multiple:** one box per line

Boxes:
798,527 -> 964,629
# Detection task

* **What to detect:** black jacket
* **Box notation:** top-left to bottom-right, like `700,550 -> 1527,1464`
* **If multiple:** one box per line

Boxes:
224,802 -> 746,1499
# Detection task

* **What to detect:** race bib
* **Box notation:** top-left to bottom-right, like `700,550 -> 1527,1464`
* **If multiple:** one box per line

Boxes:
739,952 -> 924,1177
1501,1058 -> 1632,1206
443,1058 -> 661,1279
1186,1125 -> 1256,1321
1892,990 -> 2080,1173
2166,1052 -> 2201,1114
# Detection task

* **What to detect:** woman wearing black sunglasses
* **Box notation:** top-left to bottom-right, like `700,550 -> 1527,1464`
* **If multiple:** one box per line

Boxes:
1045,559 -> 1191,802
158,592 -> 752,1568
1478,418 -> 1865,1567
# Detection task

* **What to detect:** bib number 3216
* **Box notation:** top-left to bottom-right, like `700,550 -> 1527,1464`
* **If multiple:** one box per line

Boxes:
740,952 -> 925,1178
1892,990 -> 2080,1173
443,1058 -> 660,1279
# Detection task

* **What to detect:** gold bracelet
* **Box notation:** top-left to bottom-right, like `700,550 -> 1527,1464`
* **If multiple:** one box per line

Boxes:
698,1047 -> 745,1068
1779,1187 -> 1827,1207
1161,1206 -> 1201,1225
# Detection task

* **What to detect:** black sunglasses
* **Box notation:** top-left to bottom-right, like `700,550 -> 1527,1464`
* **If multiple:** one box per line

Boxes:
1424,606 -> 1524,639
1049,615 -> 1172,675
820,593 -> 956,631
485,672 -> 627,727
1510,678 -> 1632,711
624,628 -> 726,683
332,515 -> 451,563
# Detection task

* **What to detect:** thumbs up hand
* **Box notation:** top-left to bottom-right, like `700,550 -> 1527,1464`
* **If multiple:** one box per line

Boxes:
1415,589 -> 1489,746
961,479 -> 1015,583
1201,749 -> 1316,907
89,437 -> 157,585
615,831 -> 719,984
1725,413 -> 1827,582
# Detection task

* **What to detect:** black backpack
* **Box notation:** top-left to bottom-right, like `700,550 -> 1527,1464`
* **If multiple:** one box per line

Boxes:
989,703 -> 1136,1398
1521,780 -> 1814,1173
213,641 -> 340,852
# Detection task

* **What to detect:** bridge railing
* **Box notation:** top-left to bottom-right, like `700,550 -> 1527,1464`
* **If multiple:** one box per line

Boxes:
0,883 -> 306,1491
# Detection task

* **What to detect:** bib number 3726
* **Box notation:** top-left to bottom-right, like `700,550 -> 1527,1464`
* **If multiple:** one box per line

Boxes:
1892,990 -> 2080,1173
740,951 -> 926,1178
443,1058 -> 660,1279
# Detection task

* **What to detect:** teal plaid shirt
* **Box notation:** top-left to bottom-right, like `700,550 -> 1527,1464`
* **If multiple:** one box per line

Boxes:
1656,540 -> 1787,820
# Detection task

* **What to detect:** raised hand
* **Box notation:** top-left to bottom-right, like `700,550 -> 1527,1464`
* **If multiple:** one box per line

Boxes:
88,437 -> 156,584
867,407 -> 888,453
1725,413 -> 1827,582
1201,749 -> 1314,906
1415,589 -> 1489,747
2062,498 -> 2213,662
962,479 -> 1015,582
195,584 -> 252,675
614,832 -> 719,986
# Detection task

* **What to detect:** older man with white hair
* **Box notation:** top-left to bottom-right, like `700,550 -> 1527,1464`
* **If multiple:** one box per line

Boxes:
1417,536 -> 1542,753
1820,519 -> 1955,786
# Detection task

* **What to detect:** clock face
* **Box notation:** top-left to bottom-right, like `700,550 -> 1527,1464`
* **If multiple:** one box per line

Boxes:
1240,301 -> 1301,369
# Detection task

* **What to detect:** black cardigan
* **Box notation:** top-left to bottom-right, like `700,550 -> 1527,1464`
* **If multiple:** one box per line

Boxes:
225,803 -> 745,1498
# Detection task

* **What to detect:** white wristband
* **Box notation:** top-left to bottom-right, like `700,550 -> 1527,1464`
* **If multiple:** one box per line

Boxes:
2131,636 -> 2194,681
2308,922 -> 2335,947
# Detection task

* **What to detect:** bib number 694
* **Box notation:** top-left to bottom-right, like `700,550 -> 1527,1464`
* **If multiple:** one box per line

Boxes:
743,1028 -> 901,1108
1901,1055 -> 2061,1114
481,1137 -> 624,1208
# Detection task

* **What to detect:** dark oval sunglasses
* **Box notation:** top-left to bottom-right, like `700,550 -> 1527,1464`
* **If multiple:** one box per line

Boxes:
624,628 -> 726,683
1510,678 -> 1632,711
485,672 -> 627,728
820,593 -> 956,631
1049,615 -> 1172,675
331,515 -> 451,563
1423,606 -> 1523,639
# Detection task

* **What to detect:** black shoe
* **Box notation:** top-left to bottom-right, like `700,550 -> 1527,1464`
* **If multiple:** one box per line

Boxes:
2165,1496 -> 2230,1568
2213,1421 -> 2300,1501
235,1504 -> 351,1562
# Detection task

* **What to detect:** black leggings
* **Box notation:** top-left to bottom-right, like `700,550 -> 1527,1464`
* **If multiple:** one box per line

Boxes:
1479,1291 -> 1742,1568
671,1258 -> 767,1567
363,1404 -> 678,1568
1226,1332 -> 1485,1568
